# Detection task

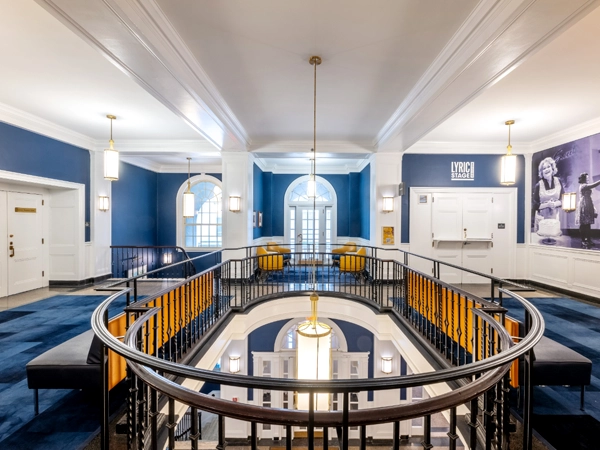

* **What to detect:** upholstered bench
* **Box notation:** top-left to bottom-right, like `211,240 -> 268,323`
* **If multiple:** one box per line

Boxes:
26,329 -> 102,415
530,336 -> 592,410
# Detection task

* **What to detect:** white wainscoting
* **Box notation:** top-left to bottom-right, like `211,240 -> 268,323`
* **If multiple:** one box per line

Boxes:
529,245 -> 600,296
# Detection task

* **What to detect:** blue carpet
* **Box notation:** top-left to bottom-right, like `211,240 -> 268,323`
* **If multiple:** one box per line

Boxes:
0,293 -> 125,449
499,296 -> 600,448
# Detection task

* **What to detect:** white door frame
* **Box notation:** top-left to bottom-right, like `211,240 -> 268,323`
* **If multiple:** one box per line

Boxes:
409,187 -> 518,280
0,170 -> 86,295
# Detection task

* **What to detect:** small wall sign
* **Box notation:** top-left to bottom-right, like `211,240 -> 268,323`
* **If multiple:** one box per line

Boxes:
451,161 -> 475,181
498,223 -> 506,229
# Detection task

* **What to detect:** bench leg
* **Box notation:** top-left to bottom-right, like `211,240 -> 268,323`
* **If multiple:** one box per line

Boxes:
581,385 -> 585,411
34,389 -> 39,416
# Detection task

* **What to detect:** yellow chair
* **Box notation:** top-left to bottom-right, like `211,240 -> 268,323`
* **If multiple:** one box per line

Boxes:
266,241 -> 292,266
257,246 -> 284,281
339,247 -> 367,281
331,242 -> 357,267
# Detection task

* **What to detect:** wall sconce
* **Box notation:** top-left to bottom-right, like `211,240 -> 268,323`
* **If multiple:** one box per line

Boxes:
98,195 -> 110,212
562,192 -> 577,212
229,196 -> 241,212
500,120 -> 517,185
163,253 -> 173,264
229,356 -> 240,374
382,197 -> 394,213
381,356 -> 393,374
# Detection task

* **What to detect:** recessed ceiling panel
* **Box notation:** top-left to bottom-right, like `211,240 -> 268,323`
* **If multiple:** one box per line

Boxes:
156,0 -> 478,142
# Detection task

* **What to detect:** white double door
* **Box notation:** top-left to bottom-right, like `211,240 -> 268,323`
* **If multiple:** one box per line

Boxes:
432,193 -> 494,284
291,206 -> 332,255
0,191 -> 44,297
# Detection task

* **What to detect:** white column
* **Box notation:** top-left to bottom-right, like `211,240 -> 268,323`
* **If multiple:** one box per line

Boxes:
88,149 -> 112,279
222,152 -> 254,261
370,152 -> 403,255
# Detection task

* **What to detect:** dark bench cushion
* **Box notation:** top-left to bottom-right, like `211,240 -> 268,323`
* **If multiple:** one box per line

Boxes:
26,329 -> 101,390
532,336 -> 592,386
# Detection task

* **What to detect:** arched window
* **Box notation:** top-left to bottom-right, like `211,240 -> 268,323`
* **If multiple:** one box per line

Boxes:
284,175 -> 337,253
176,175 -> 222,249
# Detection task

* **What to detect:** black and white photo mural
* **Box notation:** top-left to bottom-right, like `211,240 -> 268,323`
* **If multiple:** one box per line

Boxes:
531,131 -> 600,249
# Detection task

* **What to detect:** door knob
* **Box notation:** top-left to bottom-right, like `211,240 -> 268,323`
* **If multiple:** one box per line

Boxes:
9,245 -> 14,257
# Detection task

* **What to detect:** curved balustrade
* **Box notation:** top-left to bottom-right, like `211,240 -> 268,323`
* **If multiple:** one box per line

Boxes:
93,246 -> 544,450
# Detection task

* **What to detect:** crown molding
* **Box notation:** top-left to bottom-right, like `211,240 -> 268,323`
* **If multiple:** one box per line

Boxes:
117,0 -> 250,148
0,102 -> 95,150
528,116 -> 600,153
120,155 -> 221,173
375,0 -> 600,152
375,0 -> 517,149
90,139 -> 218,154
251,140 -> 374,154
407,140 -> 519,154
36,0 -> 249,151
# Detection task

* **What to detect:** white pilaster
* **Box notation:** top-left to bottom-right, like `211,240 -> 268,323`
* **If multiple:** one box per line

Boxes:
222,152 -> 254,261
370,153 -> 403,255
89,150 -> 112,279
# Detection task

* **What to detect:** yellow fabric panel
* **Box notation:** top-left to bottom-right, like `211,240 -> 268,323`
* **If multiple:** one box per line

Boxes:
107,313 -> 127,390
504,317 -> 520,388
103,272 -> 215,390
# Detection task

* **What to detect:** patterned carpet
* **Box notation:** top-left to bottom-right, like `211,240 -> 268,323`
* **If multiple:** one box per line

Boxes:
0,294 -> 125,449
500,296 -> 600,449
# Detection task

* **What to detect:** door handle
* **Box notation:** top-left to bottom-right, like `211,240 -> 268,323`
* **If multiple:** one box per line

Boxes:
9,245 -> 14,257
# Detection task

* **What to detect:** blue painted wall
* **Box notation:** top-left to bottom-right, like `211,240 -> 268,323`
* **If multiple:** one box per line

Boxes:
401,154 -> 526,243
253,164 -> 264,240
155,172 -> 222,246
359,165 -> 370,239
112,162 -> 158,246
0,122 -> 91,241
258,170 -> 371,240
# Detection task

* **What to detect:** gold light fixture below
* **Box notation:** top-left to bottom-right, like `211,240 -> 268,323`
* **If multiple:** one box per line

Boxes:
500,120 -> 517,185
229,356 -> 241,374
182,157 -> 195,218
562,192 -> 577,212
104,115 -> 119,181
381,356 -> 393,374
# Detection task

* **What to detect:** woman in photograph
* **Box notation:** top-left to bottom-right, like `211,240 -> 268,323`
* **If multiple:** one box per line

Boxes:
532,157 -> 563,242
576,172 -> 600,249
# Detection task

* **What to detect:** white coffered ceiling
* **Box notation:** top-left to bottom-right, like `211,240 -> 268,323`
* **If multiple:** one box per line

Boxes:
1,0 -> 600,172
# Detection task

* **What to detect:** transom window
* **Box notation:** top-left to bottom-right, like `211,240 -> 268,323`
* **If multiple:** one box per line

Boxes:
289,180 -> 332,202
178,176 -> 222,249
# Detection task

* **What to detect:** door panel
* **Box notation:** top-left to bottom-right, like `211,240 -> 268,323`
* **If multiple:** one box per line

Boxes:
462,242 -> 492,283
433,242 -> 463,284
463,194 -> 493,239
432,194 -> 462,240
7,192 -> 43,295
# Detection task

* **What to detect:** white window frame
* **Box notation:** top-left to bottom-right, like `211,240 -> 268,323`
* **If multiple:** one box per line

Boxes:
176,174 -> 223,251
284,175 -> 337,247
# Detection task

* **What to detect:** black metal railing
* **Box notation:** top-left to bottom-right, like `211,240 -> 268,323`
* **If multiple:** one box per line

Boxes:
93,245 -> 544,450
111,245 -> 197,279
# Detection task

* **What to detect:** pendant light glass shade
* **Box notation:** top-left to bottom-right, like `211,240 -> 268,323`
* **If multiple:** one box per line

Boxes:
104,115 -> 119,181
500,120 -> 516,186
307,174 -> 316,198
182,158 -> 195,218
500,153 -> 517,185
